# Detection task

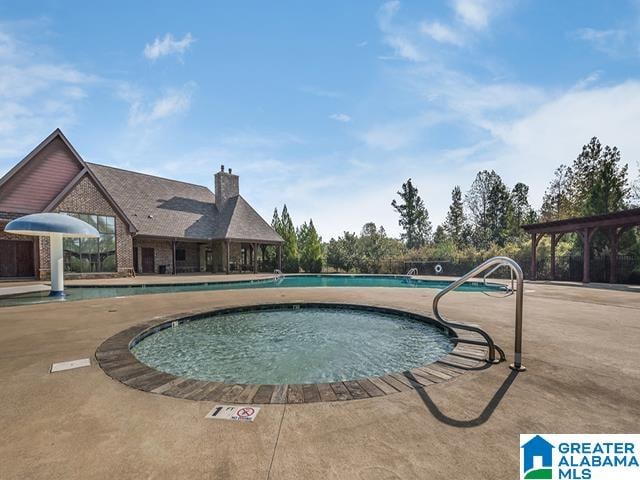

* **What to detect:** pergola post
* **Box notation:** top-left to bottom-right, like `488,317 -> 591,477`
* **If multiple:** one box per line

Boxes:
530,233 -> 538,280
609,228 -> 618,284
277,244 -> 282,271
581,228 -> 592,283
225,240 -> 230,274
550,233 -> 556,280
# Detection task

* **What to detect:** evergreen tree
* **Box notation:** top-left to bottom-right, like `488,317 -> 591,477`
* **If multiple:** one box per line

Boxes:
509,182 -> 536,238
443,185 -> 467,247
298,219 -> 323,273
277,205 -> 299,272
433,225 -> 448,245
391,178 -> 432,249
540,165 -> 575,221
486,179 -> 512,246
271,208 -> 281,231
578,140 -> 629,215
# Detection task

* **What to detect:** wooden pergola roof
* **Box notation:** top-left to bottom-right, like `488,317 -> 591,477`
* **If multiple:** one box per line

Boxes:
522,208 -> 640,235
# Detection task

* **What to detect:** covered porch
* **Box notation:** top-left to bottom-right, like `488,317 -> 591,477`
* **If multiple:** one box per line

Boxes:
133,236 -> 282,275
522,208 -> 640,283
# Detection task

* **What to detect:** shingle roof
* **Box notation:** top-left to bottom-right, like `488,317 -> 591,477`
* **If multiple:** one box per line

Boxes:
213,195 -> 284,243
86,162 -> 282,243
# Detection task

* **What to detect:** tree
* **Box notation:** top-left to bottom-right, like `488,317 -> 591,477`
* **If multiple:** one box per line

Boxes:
486,179 -> 512,246
571,137 -> 629,216
509,182 -> 536,238
540,165 -> 575,221
326,232 -> 359,272
271,208 -> 281,231
466,170 -> 511,248
358,223 -> 388,273
391,178 -> 432,249
298,219 -> 323,273
443,186 -> 467,247
274,205 -> 299,272
432,225 -> 448,245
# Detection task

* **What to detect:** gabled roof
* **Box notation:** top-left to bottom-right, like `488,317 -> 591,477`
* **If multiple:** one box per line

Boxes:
212,195 -> 284,243
87,163 -> 283,243
0,129 -> 137,233
3,129 -> 282,243
87,162 -> 219,240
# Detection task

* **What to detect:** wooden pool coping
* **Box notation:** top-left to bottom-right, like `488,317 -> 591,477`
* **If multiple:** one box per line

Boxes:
96,303 -> 490,404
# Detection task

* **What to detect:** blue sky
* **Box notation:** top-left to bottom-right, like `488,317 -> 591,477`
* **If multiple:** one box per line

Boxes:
1,1 -> 639,238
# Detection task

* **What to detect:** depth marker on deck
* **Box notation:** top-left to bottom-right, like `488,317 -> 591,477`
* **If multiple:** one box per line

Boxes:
50,358 -> 91,373
206,405 -> 260,422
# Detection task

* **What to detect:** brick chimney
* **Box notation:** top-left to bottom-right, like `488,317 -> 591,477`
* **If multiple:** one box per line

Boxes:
214,165 -> 239,209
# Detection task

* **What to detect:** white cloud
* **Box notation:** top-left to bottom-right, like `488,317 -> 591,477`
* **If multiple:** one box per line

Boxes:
143,33 -> 194,60
329,113 -> 351,123
0,27 -> 96,162
420,21 -> 464,46
572,28 -> 629,57
126,83 -> 195,125
378,1 -> 426,62
453,0 -> 490,30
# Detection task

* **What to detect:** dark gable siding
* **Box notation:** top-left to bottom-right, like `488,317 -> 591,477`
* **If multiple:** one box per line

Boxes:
0,137 -> 83,214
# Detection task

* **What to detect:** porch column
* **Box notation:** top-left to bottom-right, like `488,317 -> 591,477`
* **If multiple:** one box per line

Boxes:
225,240 -> 230,274
277,244 -> 282,271
581,228 -> 591,284
530,233 -> 537,280
172,240 -> 176,275
609,228 -> 618,284
260,245 -> 267,271
252,243 -> 258,273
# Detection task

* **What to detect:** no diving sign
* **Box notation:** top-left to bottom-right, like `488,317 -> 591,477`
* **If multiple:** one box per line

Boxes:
206,405 -> 260,422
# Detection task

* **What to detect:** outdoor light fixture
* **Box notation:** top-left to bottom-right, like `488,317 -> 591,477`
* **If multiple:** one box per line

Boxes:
4,213 -> 99,296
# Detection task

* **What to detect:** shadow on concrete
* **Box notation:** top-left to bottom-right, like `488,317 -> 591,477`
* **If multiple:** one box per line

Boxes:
405,369 -> 520,428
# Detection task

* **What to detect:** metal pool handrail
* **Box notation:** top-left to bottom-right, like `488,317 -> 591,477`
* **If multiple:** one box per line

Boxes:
483,263 -> 515,293
406,267 -> 418,276
432,256 -> 526,371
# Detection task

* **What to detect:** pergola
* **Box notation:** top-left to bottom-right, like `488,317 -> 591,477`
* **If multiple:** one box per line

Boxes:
521,208 -> 640,283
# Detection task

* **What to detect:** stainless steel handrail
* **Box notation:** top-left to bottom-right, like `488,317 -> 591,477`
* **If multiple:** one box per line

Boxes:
432,256 -> 526,371
483,264 -> 514,292
406,267 -> 418,276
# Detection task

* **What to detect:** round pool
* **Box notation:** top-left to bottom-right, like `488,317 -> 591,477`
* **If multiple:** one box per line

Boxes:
130,304 -> 455,384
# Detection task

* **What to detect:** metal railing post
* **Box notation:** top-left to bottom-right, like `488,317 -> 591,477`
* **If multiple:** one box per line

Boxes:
432,256 -> 526,371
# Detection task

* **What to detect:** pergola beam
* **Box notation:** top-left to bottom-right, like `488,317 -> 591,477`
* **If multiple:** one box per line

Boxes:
522,208 -> 640,284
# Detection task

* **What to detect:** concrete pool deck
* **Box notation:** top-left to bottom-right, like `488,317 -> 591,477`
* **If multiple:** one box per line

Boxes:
0,282 -> 638,479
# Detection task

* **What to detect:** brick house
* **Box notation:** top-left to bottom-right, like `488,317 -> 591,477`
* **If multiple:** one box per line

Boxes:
0,129 -> 283,280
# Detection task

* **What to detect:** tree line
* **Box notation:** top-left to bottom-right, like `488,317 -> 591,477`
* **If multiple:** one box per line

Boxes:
270,137 -> 639,274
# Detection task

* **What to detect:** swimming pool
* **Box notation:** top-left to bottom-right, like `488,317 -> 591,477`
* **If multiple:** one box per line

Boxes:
131,305 -> 455,384
0,274 -> 505,307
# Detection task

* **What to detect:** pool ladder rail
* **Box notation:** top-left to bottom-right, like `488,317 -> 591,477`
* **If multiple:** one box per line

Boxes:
273,269 -> 284,283
406,267 -> 419,276
432,256 -> 526,372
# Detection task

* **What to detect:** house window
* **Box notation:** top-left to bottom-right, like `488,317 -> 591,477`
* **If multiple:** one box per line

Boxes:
63,213 -> 117,273
175,248 -> 186,262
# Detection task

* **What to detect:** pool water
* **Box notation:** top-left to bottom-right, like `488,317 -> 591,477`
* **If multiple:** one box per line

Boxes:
131,306 -> 455,384
0,274 -> 505,307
